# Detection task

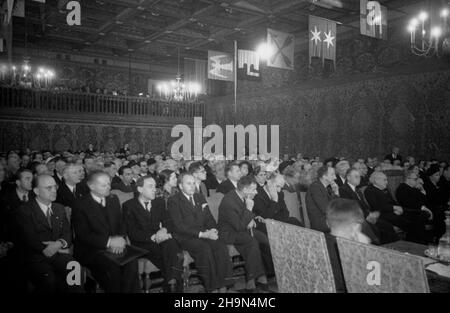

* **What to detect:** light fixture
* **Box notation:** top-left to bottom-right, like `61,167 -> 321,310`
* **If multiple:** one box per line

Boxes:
256,42 -> 275,61
408,7 -> 450,57
156,48 -> 201,102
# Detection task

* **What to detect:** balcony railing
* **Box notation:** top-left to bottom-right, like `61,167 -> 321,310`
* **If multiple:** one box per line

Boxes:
0,86 -> 205,118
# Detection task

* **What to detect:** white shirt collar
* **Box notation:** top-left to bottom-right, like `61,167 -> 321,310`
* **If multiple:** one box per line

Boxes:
182,191 -> 194,203
230,180 -> 238,188
16,189 -> 28,200
66,183 -> 75,193
139,197 -> 151,210
348,183 -> 356,192
91,193 -> 106,206
36,198 -> 52,216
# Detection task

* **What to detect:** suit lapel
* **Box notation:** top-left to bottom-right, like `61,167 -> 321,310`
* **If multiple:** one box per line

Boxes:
87,194 -> 110,231
31,199 -> 52,230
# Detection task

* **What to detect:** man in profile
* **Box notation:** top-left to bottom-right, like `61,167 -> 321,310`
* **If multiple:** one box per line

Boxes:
72,171 -> 139,293
306,166 -> 339,233
218,175 -> 271,292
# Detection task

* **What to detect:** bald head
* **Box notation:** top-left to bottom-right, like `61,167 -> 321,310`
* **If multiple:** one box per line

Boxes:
87,171 -> 111,198
34,174 -> 58,204
369,171 -> 388,190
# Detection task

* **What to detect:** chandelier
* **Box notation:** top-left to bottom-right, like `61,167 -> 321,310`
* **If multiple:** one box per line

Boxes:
408,5 -> 450,57
157,48 -> 201,102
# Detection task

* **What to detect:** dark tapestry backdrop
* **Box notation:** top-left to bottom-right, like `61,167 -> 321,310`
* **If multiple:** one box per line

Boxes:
206,69 -> 450,161
205,27 -> 450,161
0,122 -> 174,154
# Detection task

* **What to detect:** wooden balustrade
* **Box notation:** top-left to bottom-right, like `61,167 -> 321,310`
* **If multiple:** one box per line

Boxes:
0,86 -> 204,118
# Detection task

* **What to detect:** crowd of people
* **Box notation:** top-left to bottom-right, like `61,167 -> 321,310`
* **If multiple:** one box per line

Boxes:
0,144 -> 449,293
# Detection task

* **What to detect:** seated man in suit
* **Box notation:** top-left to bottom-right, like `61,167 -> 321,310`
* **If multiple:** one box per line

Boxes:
4,168 -> 34,213
56,163 -> 84,211
123,176 -> 183,292
139,160 -> 149,177
189,161 -> 209,197
53,157 -> 67,187
339,169 -> 398,244
218,175 -> 271,291
112,165 -> 135,193
334,161 -> 350,187
384,146 -> 402,164
15,174 -> 82,293
204,161 -> 225,192
104,162 -> 121,187
168,173 -> 233,293
397,168 -> 444,241
364,171 -> 427,244
216,162 -> 241,195
325,198 -> 371,293
72,171 -> 139,293
253,172 -> 302,234
306,166 -> 339,232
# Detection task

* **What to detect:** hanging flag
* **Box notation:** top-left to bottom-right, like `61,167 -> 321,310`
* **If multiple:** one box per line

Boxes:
2,0 -> 15,25
12,0 -> 24,18
208,50 -> 234,81
237,49 -> 260,80
309,15 -> 337,66
360,0 -> 387,40
267,28 -> 295,70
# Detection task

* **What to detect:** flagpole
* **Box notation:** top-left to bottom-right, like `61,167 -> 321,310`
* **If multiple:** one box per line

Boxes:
233,40 -> 237,118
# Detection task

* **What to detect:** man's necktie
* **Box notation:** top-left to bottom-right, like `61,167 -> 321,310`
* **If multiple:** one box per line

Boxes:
189,196 -> 195,207
73,186 -> 77,197
144,201 -> 150,212
22,194 -> 27,202
46,208 -> 52,228
100,198 -> 105,207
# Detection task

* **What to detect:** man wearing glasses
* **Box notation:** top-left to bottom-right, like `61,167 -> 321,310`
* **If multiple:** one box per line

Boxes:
15,174 -> 81,293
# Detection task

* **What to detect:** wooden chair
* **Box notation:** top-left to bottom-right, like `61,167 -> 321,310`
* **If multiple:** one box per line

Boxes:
138,258 -> 162,293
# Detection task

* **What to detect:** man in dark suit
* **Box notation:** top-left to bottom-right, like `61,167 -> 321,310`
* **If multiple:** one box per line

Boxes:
104,162 -> 121,187
53,157 -> 67,187
384,147 -> 402,164
396,169 -> 439,240
123,176 -> 183,292
111,165 -> 135,193
168,173 -> 233,293
4,168 -> 34,214
72,171 -> 139,293
339,169 -> 398,244
15,174 -> 81,293
306,166 -> 339,233
189,162 -> 209,197
205,161 -> 225,191
253,172 -> 302,233
364,171 -> 426,244
56,163 -> 84,210
334,160 -> 349,187
216,162 -> 241,195
218,175 -> 271,292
